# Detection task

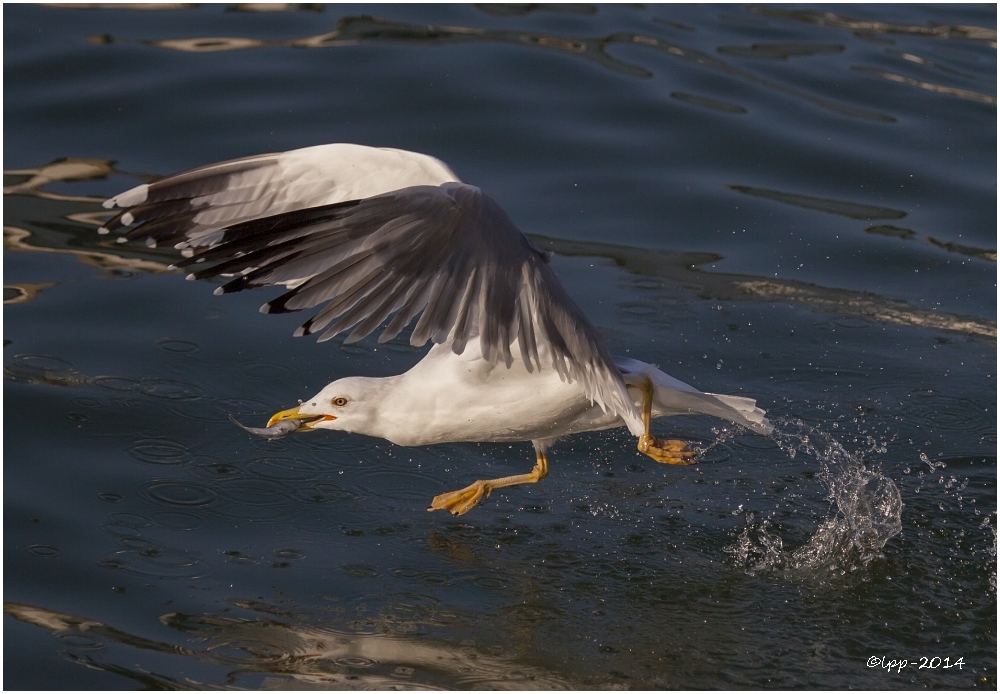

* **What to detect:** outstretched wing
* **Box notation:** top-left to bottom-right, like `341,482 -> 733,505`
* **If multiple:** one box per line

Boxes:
100,143 -> 459,250
104,152 -> 643,435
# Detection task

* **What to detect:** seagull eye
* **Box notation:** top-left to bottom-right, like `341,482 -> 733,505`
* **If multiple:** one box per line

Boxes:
332,397 -> 348,407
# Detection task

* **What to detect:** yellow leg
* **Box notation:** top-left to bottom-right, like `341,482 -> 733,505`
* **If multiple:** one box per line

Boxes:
634,377 -> 696,465
428,449 -> 549,516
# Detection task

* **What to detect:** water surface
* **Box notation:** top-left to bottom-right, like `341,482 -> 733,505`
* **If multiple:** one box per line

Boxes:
4,3 -> 996,689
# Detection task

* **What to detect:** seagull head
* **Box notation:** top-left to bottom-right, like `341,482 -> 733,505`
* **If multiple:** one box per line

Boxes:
267,377 -> 384,434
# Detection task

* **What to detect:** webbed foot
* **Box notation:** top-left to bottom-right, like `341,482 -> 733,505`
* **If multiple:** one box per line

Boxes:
428,481 -> 492,516
638,435 -> 696,465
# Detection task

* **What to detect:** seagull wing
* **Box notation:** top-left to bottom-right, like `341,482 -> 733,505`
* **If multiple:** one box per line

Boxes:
100,143 -> 459,250
159,181 -> 642,435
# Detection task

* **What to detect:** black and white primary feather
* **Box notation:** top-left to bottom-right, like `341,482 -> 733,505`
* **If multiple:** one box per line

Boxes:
103,143 -> 770,515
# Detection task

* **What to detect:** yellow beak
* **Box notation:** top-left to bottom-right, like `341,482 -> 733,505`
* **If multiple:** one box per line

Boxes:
267,406 -> 303,427
267,406 -> 335,430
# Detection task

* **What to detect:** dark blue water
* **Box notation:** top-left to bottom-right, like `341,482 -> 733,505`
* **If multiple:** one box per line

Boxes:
4,3 -> 996,689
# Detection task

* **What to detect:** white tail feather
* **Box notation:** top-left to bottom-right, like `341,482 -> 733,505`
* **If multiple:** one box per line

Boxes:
615,356 -> 773,435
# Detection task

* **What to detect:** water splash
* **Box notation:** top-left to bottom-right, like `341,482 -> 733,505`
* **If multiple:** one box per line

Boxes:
727,417 -> 903,577
981,513 -> 997,594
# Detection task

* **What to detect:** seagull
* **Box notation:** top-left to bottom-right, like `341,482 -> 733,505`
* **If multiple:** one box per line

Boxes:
101,143 -> 771,515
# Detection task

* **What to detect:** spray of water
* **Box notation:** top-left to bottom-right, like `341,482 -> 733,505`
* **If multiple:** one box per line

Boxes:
726,417 -> 903,577
980,513 -> 997,594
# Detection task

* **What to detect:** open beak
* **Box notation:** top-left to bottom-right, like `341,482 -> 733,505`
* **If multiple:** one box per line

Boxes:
267,406 -> 335,431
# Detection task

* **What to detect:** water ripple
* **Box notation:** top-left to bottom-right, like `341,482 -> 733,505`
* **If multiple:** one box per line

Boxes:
99,544 -> 208,580
155,338 -> 200,354
343,564 -> 379,578
56,633 -> 103,650
92,376 -> 141,392
334,656 -> 376,667
150,511 -> 203,531
28,544 -> 62,558
214,478 -> 292,505
355,468 -> 442,502
245,455 -> 322,481
13,354 -> 74,371
211,478 -> 298,522
5,354 -> 88,387
274,548 -> 305,560
141,480 -> 218,507
190,458 -> 242,480
136,377 -> 204,401
206,641 -> 289,666
99,521 -> 144,539
239,361 -> 295,379
291,482 -> 360,504
223,550 -> 259,565
470,575 -> 509,590
391,568 -> 452,586
127,437 -> 192,466
902,392 -> 993,435
108,512 -> 153,528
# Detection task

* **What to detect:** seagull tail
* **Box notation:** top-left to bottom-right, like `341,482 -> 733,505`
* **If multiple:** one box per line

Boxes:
616,357 -> 773,436
698,393 -> 773,435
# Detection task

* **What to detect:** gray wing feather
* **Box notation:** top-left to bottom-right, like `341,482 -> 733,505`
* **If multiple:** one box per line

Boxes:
101,155 -> 282,247
174,182 -> 643,433
100,144 -> 461,249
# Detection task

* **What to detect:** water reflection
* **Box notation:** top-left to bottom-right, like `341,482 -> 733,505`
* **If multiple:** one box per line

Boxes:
3,160 -> 174,279
5,224 -> 171,276
884,47 -> 995,83
851,65 -> 996,104
3,282 -> 55,305
745,5 -> 997,44
865,224 -> 915,239
3,158 -> 119,203
863,224 -> 999,261
4,353 -> 90,387
77,4 -> 1000,113
729,185 -> 907,220
80,14 -> 911,121
229,3 -> 326,12
475,4 -> 597,18
716,43 -> 845,60
42,3 -> 198,9
670,91 -> 747,114
5,160 -> 994,338
49,2 -> 331,10
926,235 -> 997,262
728,185 -> 997,261
43,4 -> 998,121
533,236 -> 996,339
5,601 -> 572,689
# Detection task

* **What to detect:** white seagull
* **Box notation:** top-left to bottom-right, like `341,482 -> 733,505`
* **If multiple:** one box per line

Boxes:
101,143 -> 771,515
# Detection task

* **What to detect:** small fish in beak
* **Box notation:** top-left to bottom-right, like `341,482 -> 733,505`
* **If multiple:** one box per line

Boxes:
229,408 -> 331,440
